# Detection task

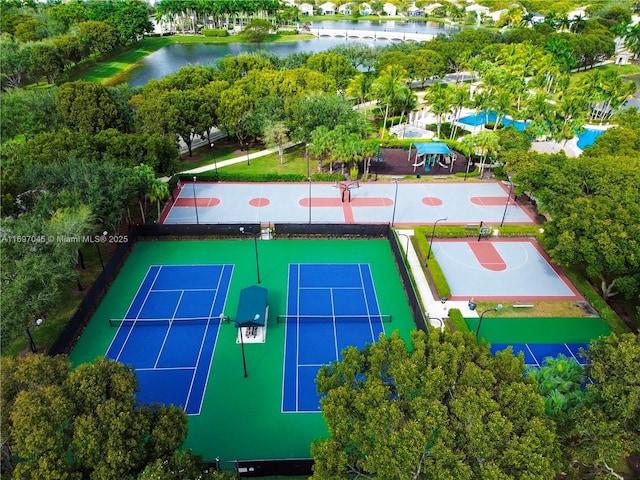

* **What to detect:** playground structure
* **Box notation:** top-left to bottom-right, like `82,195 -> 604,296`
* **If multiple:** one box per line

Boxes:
408,142 -> 457,173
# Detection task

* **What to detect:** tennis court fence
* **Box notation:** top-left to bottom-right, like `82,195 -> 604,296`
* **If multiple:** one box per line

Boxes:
49,222 -> 430,358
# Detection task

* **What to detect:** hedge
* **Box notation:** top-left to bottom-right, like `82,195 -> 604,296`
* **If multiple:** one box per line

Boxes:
201,28 -> 228,37
174,172 -> 344,183
448,308 -> 470,333
564,269 -> 629,334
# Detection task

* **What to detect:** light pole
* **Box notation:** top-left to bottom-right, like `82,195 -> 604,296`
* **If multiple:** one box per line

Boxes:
464,143 -> 475,181
25,318 -> 43,354
475,304 -> 503,338
306,143 -> 311,224
427,217 -> 448,259
391,177 -> 400,227
211,143 -> 219,181
239,314 -> 259,378
96,230 -> 108,269
427,317 -> 444,330
500,178 -> 514,227
192,177 -> 199,224
239,227 -> 261,283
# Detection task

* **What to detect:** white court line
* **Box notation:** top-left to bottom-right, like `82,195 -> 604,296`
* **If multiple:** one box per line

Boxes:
137,366 -> 196,371
281,265 -> 294,413
151,288 -> 218,293
114,266 -> 163,362
191,264 -> 234,415
298,363 -> 327,367
564,343 -> 586,365
330,288 -> 340,360
154,291 -> 184,368
183,318 -> 212,415
184,266 -> 226,413
525,344 -> 541,368
295,264 -> 301,412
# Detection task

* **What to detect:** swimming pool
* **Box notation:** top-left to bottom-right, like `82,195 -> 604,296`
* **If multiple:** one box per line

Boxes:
390,124 -> 434,139
576,128 -> 605,150
458,111 -> 606,149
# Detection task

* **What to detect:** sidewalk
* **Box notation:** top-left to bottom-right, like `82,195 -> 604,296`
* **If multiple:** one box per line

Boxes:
397,229 -> 478,330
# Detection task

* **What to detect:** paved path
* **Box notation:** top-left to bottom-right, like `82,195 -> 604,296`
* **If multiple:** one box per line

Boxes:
397,229 -> 478,330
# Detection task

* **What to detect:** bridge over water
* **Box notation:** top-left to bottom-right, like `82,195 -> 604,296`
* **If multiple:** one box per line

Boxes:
312,28 -> 436,42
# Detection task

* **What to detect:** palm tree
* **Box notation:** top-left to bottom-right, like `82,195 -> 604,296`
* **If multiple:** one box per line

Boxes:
148,178 -> 170,221
372,64 -> 408,138
490,89 -> 512,130
448,84 -> 470,139
394,85 -> 418,131
346,73 -> 374,108
473,130 -> 500,178
524,91 -> 553,139
424,83 -> 452,139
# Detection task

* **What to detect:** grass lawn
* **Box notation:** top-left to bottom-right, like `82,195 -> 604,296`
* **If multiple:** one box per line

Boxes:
569,62 -> 640,87
74,33 -> 315,85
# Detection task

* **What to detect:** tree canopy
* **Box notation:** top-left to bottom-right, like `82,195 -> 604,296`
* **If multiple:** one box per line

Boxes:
312,330 -> 562,479
1,355 -> 188,479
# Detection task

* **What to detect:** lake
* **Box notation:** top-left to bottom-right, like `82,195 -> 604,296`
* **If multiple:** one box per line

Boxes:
124,20 -> 456,87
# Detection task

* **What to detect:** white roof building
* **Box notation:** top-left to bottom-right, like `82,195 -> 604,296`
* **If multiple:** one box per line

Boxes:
319,2 -> 336,15
383,3 -> 397,16
299,3 -> 315,16
424,3 -> 442,14
360,3 -> 373,15
338,3 -> 353,15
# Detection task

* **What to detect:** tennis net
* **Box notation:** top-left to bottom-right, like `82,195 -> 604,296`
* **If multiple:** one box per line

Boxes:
276,314 -> 391,324
109,315 -> 229,327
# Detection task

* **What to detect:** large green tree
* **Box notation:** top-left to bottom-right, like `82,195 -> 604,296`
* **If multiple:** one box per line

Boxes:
1,355 -> 188,479
56,81 -> 126,134
312,330 -> 562,479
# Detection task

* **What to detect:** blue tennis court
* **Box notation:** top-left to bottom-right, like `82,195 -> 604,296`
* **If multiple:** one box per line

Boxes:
282,264 -> 386,412
106,264 -> 233,414
491,343 -> 588,368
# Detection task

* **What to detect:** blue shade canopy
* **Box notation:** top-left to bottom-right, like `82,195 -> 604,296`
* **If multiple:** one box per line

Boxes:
414,142 -> 452,155
235,286 -> 268,327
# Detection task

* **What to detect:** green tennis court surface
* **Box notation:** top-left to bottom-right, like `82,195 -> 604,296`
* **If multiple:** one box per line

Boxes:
69,239 -> 416,461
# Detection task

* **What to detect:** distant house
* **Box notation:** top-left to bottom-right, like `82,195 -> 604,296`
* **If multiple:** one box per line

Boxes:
383,3 -> 397,16
466,4 -> 490,17
299,3 -> 314,16
487,9 -> 507,23
338,2 -> 353,15
423,3 -> 442,15
567,7 -> 588,20
407,6 -> 425,17
530,13 -> 545,25
360,3 -> 373,15
319,2 -> 336,15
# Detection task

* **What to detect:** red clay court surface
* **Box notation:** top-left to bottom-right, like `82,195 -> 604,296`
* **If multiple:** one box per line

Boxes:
161,181 -> 536,225
431,239 -> 582,301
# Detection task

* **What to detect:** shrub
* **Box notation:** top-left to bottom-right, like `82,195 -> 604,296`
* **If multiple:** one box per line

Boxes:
564,269 -> 629,334
448,308 -> 470,333
484,121 -> 503,130
201,28 -> 228,37
454,166 -> 480,178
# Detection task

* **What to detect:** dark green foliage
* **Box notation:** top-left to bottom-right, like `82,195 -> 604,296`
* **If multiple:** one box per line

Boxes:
313,330 -> 562,479
1,356 -> 188,479
201,28 -> 228,37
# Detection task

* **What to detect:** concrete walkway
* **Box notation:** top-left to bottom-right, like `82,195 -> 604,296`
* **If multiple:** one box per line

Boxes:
397,229 -> 478,330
